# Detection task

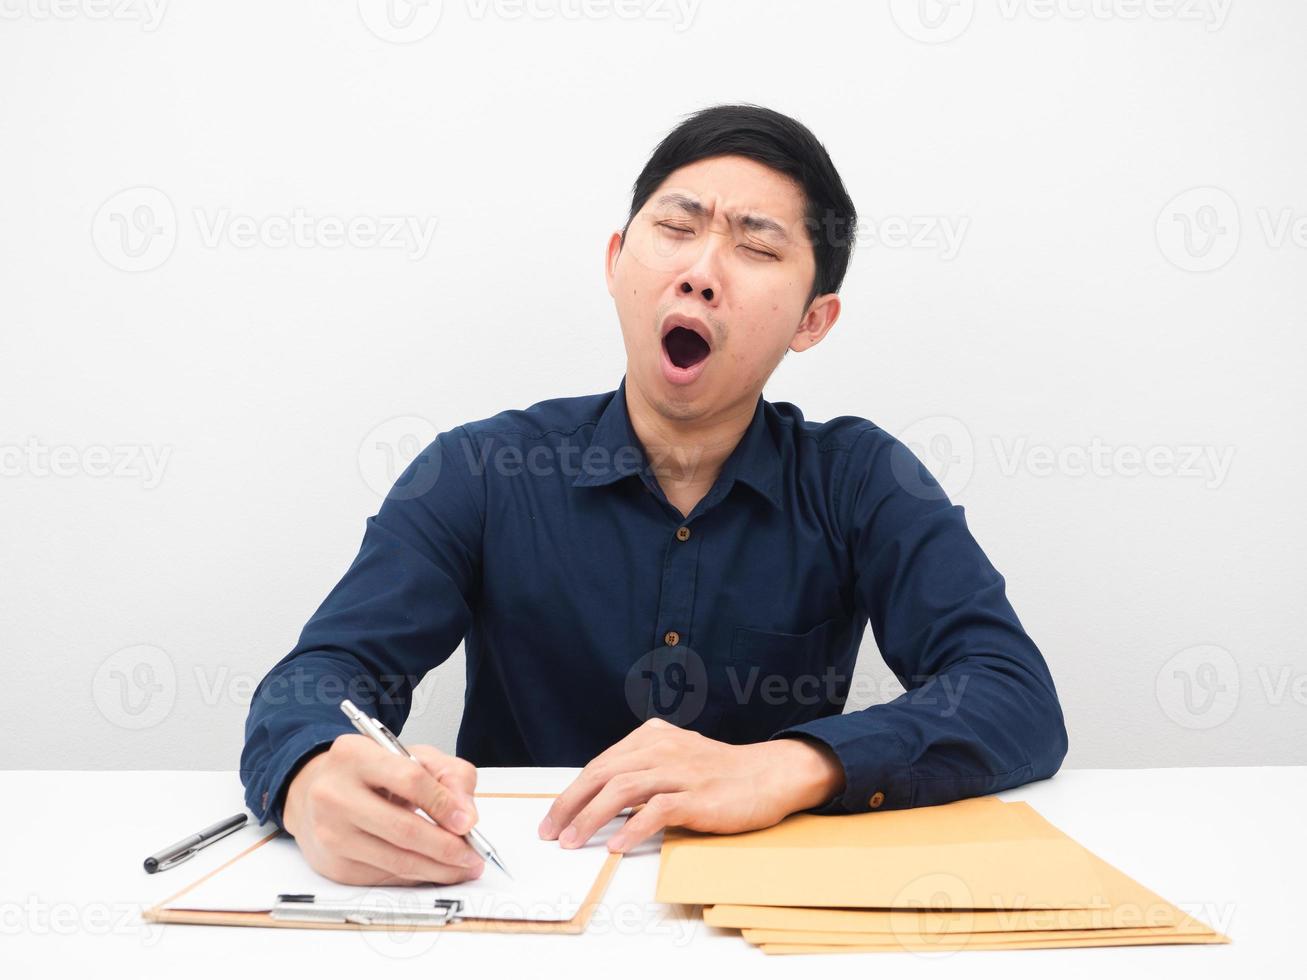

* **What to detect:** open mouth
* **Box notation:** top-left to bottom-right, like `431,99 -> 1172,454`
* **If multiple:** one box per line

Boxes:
663,326 -> 712,369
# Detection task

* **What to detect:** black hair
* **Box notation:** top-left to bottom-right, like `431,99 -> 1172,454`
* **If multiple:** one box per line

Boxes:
621,103 -> 857,310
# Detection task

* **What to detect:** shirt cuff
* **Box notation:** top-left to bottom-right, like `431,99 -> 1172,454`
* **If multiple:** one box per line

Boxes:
768,712 -> 910,814
243,723 -> 351,832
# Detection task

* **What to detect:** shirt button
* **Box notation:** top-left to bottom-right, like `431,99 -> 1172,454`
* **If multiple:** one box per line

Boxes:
868,791 -> 885,809
261,791 -> 269,810
675,526 -> 691,542
664,630 -> 680,646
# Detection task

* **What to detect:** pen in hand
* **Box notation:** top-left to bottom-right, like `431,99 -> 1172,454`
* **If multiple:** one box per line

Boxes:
338,699 -> 513,880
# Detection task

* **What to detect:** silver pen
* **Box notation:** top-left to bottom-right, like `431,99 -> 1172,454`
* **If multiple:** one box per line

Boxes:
143,812 -> 247,872
339,698 -> 512,880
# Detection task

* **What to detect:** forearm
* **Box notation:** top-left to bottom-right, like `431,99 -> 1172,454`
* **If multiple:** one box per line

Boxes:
823,428 -> 1070,814
241,463 -> 482,828
240,650 -> 410,828
771,652 -> 1067,814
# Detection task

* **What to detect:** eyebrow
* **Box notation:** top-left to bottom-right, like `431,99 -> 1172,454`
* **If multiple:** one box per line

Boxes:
653,193 -> 794,246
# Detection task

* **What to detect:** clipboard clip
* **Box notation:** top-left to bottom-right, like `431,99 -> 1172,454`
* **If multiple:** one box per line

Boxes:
272,893 -> 464,927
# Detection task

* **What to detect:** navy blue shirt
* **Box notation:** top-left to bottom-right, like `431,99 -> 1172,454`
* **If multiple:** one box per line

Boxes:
241,375 -> 1067,830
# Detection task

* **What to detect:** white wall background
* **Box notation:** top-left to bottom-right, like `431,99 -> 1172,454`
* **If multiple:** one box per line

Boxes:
2,0 -> 1303,771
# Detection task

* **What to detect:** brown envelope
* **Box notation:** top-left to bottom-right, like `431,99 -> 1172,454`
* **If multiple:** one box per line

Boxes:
740,921 -> 1221,945
689,798 -> 1230,951
756,932 -> 1231,954
702,802 -> 1193,933
657,795 -> 1109,910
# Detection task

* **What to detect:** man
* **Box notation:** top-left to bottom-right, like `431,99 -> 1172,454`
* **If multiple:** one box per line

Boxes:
240,104 -> 1068,887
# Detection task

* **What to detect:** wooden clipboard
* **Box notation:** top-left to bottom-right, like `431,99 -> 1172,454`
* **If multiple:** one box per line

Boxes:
143,793 -> 624,934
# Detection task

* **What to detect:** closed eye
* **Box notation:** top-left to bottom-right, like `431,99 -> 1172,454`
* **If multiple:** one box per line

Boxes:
657,223 -> 777,259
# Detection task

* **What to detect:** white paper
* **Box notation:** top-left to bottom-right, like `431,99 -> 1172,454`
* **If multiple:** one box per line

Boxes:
164,797 -> 626,922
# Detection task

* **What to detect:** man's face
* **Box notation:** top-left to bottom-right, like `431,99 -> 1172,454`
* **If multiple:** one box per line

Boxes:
605,154 -> 840,424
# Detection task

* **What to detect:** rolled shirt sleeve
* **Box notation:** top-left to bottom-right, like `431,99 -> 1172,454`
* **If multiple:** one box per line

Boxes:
239,425 -> 485,830
770,426 -> 1068,814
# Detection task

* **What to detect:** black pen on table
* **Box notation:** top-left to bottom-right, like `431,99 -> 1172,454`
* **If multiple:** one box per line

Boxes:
144,813 -> 248,873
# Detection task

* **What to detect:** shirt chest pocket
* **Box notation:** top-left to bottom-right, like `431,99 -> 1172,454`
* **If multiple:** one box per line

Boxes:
709,615 -> 843,742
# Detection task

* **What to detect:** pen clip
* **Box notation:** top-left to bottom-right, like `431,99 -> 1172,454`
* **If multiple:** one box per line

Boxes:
342,700 -> 412,759
155,848 -> 197,872
371,718 -> 414,759
148,817 -> 245,873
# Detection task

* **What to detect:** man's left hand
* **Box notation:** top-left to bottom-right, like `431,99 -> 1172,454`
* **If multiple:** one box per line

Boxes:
537,718 -> 845,854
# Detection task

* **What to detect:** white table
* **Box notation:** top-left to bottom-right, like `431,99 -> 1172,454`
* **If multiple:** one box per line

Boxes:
4,767 -> 1298,975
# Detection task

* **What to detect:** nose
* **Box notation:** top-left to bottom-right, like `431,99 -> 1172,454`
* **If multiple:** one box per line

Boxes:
679,280 -> 713,303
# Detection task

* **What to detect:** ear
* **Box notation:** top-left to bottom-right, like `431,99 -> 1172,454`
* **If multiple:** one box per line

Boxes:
605,231 -> 624,298
789,293 -> 842,353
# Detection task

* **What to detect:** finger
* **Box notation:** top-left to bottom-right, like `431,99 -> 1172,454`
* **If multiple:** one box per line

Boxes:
606,792 -> 692,854
559,769 -> 684,850
539,744 -> 664,840
347,781 -> 485,869
341,827 -> 483,885
544,719 -> 674,829
315,853 -> 415,887
410,745 -> 478,798
343,738 -> 479,833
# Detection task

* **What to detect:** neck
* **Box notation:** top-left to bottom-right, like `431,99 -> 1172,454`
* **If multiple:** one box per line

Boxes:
623,375 -> 758,497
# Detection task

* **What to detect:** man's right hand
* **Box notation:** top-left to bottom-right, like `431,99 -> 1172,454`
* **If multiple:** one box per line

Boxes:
281,733 -> 486,886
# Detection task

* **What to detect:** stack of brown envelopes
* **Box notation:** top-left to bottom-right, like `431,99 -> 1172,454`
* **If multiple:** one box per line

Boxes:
654,796 -> 1230,954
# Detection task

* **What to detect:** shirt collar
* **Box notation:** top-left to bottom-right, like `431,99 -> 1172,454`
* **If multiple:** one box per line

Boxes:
572,375 -> 782,511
